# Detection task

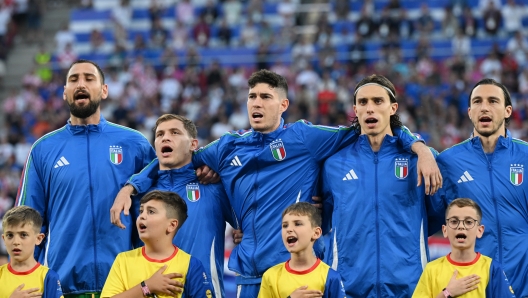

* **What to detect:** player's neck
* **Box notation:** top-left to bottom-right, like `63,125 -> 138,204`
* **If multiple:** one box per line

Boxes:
474,129 -> 504,153
449,248 -> 477,263
289,249 -> 318,271
365,132 -> 390,152
10,257 -> 38,272
143,241 -> 176,260
70,110 -> 101,126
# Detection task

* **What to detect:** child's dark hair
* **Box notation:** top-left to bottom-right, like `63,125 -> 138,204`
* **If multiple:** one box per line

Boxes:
282,202 -> 322,228
446,198 -> 483,222
140,190 -> 188,228
2,206 -> 43,232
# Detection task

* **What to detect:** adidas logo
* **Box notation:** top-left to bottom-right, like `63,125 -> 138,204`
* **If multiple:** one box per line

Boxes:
54,156 -> 70,168
230,156 -> 242,166
343,169 -> 358,181
457,171 -> 474,183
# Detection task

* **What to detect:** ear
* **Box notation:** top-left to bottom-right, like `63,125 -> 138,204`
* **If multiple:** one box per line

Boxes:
279,98 -> 289,114
390,102 -> 398,115
63,87 -> 67,101
311,226 -> 322,242
505,105 -> 512,119
467,107 -> 471,120
442,225 -> 448,238
101,84 -> 109,100
353,105 -> 357,115
36,233 -> 45,245
190,138 -> 199,151
166,219 -> 179,235
476,224 -> 485,239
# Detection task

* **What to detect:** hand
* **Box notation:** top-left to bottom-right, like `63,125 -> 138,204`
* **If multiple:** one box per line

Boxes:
145,265 -> 184,296
110,184 -> 135,229
413,144 -> 442,195
445,270 -> 480,297
289,286 -> 323,298
311,196 -> 323,211
9,284 -> 42,298
232,229 -> 243,245
195,165 -> 220,185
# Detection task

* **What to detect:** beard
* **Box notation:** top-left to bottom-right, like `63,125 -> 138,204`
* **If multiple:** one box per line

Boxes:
68,98 -> 100,119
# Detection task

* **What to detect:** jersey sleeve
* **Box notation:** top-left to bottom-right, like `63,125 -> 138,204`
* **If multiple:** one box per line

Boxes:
192,138 -> 222,172
323,269 -> 346,298
42,269 -> 64,298
127,158 -> 159,194
292,121 -> 359,163
16,151 -> 47,259
395,127 -> 424,153
411,265 -> 433,298
101,255 -> 127,298
486,260 -> 516,298
183,257 -> 214,298
257,271 -> 274,298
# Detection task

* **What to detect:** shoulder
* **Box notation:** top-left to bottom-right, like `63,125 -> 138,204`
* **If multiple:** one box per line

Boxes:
437,139 -> 472,160
105,122 -> 150,141
263,262 -> 285,277
29,126 -> 69,151
511,137 -> 528,151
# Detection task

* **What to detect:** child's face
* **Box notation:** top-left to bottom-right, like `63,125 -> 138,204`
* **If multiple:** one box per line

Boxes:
137,200 -> 177,242
2,222 -> 44,263
281,213 -> 321,254
442,206 -> 484,251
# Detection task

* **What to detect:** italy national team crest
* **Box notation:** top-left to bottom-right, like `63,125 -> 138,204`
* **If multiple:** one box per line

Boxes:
269,139 -> 286,161
395,158 -> 408,179
186,183 -> 201,202
109,146 -> 123,165
510,164 -> 523,186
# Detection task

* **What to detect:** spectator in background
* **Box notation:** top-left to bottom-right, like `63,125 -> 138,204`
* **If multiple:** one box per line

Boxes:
149,16 -> 169,49
148,0 -> 164,24
399,9 -> 414,39
460,6 -> 477,37
507,31 -> 528,66
26,0 -> 43,44
171,20 -> 188,50
501,0 -> 524,37
240,19 -> 259,48
246,0 -> 263,23
442,6 -> 459,38
482,1 -> 502,36
202,0 -> 218,24
192,14 -> 210,47
356,6 -> 375,39
54,22 -> 75,54
277,0 -> 296,27
217,19 -> 231,47
480,50 -> 503,82
176,0 -> 195,26
111,0 -> 132,29
415,3 -> 435,37
89,28 -> 106,53
452,29 -> 471,57
223,0 -> 242,26
57,42 -> 78,70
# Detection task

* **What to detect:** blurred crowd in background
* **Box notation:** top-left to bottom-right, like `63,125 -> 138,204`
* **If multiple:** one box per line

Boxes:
0,0 -> 528,222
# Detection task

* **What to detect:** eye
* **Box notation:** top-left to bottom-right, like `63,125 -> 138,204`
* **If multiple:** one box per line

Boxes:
295,222 -> 302,226
375,99 -> 383,104
449,219 -> 459,225
282,223 -> 288,228
465,219 -> 475,226
21,233 -> 28,238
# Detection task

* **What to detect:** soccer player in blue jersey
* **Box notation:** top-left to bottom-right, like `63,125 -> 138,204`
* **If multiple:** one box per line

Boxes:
140,114 -> 236,298
112,70 -> 441,298
435,79 -> 528,296
101,190 -> 212,298
413,198 -> 515,298
258,202 -> 345,298
16,60 -> 157,297
1,206 -> 63,298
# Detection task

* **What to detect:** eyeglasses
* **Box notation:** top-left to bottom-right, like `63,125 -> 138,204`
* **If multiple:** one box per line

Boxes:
446,217 -> 479,229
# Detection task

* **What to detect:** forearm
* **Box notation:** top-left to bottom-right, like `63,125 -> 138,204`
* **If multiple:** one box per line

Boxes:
109,284 -> 145,298
411,141 -> 429,154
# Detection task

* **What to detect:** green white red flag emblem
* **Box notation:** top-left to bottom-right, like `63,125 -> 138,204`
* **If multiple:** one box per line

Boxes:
395,158 -> 408,179
510,164 -> 523,186
186,183 -> 201,202
270,139 -> 286,161
109,146 -> 123,165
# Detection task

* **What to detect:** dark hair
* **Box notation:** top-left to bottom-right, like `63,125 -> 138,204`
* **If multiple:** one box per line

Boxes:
248,69 -> 288,98
154,114 -> 197,139
2,206 -> 43,232
469,78 -> 512,126
351,74 -> 402,131
67,59 -> 106,84
282,202 -> 322,228
446,198 -> 483,222
140,190 -> 188,229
